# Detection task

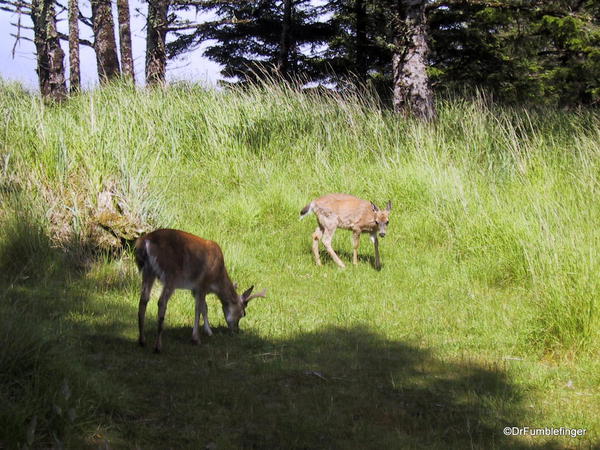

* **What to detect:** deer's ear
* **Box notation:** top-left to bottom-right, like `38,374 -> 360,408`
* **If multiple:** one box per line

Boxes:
241,285 -> 254,301
371,202 -> 379,212
243,288 -> 267,305
233,282 -> 238,290
386,200 -> 392,211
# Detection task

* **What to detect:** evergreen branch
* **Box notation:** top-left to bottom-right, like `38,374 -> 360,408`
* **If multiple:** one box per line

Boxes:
11,4 -> 25,58
0,0 -> 31,10
56,31 -> 93,46
170,0 -> 246,5
428,0 -> 595,19
166,17 -> 250,32
1,5 -> 29,12
78,10 -> 92,27
9,21 -> 32,29
10,33 -> 33,42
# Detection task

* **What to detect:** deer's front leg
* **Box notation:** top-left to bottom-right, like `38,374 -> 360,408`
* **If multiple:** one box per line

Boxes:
138,270 -> 155,347
371,233 -> 381,270
352,231 -> 361,265
192,290 -> 212,344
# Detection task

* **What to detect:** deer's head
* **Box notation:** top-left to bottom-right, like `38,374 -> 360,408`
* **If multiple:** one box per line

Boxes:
371,200 -> 392,237
224,285 -> 267,331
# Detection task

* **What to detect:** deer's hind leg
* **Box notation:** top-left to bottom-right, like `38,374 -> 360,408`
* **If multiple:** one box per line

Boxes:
138,267 -> 156,347
154,284 -> 175,353
312,226 -> 324,266
322,227 -> 346,268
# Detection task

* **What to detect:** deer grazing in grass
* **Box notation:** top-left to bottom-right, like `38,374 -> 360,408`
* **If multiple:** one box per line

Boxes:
134,229 -> 266,353
301,193 -> 391,270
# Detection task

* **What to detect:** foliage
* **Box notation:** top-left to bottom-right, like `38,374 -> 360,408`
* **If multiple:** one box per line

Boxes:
429,0 -> 600,105
168,0 -> 333,83
164,0 -> 600,105
320,0 -> 394,82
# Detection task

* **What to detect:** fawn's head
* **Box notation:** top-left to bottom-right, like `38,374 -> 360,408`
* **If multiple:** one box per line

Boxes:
223,285 -> 267,331
371,200 -> 392,237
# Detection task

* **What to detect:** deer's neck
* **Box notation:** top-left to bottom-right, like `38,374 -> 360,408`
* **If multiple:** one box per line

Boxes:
365,214 -> 378,232
215,273 -> 238,306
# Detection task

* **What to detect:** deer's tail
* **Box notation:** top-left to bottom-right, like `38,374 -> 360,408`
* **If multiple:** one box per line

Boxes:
134,237 -> 148,272
300,202 -> 313,219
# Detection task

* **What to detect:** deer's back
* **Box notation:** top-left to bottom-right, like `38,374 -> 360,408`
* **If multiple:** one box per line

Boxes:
313,194 -> 374,230
138,228 -> 225,289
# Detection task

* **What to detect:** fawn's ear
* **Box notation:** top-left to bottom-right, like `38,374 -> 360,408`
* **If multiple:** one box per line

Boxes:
386,200 -> 392,212
371,202 -> 380,212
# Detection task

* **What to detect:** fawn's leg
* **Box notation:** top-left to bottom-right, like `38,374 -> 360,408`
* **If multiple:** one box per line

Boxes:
352,231 -> 361,265
322,228 -> 346,268
312,226 -> 324,266
371,233 -> 381,270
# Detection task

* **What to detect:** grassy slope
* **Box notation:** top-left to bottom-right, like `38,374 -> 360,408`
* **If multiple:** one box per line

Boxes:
0,80 -> 599,448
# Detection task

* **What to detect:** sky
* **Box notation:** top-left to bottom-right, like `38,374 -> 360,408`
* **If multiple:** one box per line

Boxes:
0,1 -> 222,89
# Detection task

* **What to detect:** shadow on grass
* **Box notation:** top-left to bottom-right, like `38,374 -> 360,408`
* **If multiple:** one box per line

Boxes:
80,324 -> 558,449
0,213 -> 136,448
317,249 -> 381,270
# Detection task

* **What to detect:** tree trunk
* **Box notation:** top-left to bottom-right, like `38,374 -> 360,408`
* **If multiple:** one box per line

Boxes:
392,0 -> 435,121
145,0 -> 169,85
92,0 -> 121,82
277,0 -> 293,79
117,0 -> 135,80
354,0 -> 367,82
68,0 -> 81,92
31,0 -> 67,101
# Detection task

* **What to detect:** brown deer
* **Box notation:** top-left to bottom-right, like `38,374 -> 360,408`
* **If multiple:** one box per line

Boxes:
134,228 -> 266,352
301,193 -> 391,270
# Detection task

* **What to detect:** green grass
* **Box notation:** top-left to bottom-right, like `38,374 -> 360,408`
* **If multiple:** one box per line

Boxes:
0,79 -> 599,448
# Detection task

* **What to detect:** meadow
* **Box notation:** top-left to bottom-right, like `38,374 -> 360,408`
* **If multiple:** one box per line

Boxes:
0,79 -> 598,448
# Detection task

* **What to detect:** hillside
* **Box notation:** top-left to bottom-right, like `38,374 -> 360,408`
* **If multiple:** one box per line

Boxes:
0,80 -> 598,448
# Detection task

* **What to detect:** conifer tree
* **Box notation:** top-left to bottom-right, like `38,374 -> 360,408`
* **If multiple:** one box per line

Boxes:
167,0 -> 332,83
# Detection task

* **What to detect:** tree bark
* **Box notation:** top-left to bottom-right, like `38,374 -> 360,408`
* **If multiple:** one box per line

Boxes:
354,0 -> 367,82
392,0 -> 435,121
91,0 -> 121,82
30,0 -> 67,101
68,0 -> 81,92
145,0 -> 169,85
277,0 -> 293,79
117,0 -> 135,80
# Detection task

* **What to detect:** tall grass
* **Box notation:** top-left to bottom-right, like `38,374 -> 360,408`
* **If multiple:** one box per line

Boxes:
2,79 -> 599,353
1,78 -> 599,446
